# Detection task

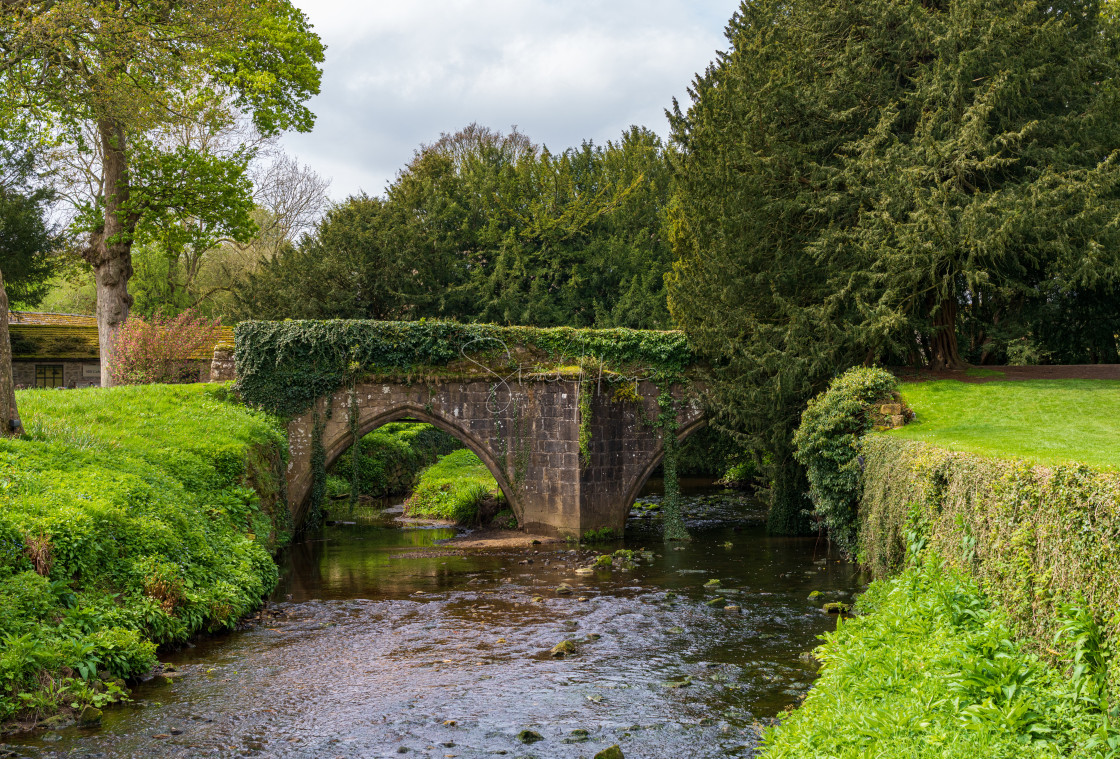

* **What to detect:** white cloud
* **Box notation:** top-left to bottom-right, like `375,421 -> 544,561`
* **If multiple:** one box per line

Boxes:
281,0 -> 739,199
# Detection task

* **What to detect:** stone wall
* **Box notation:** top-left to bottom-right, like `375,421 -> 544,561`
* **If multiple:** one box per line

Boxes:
12,360 -> 101,389
12,358 -> 214,389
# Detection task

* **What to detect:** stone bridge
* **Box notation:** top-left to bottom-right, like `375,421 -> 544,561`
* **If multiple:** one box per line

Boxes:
286,377 -> 704,537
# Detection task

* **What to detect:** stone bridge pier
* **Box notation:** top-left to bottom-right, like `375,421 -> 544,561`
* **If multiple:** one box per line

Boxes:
286,378 -> 704,537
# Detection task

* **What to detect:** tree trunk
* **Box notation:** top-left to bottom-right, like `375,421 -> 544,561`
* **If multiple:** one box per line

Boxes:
929,296 -> 966,370
0,269 -> 23,437
85,119 -> 136,387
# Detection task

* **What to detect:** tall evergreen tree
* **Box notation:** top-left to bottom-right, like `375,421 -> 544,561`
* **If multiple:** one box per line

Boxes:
667,0 -> 1120,533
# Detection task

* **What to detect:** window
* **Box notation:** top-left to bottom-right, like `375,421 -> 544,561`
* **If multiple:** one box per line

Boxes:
36,365 -> 64,388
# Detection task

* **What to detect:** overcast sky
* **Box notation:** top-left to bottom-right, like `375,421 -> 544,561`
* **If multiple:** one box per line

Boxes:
280,1 -> 740,200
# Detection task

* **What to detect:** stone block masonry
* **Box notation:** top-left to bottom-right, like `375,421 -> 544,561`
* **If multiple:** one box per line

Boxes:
286,378 -> 704,537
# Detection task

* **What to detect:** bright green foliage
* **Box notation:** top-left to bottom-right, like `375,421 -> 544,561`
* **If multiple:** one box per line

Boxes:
793,367 -> 898,554
127,142 -> 258,318
761,558 -> 1117,758
0,0 -> 325,383
0,384 -> 286,720
404,449 -> 503,524
234,319 -> 693,418
860,435 -> 1120,707
236,124 -> 677,328
233,195 -> 423,321
0,137 -> 59,307
667,0 -> 1120,531
330,422 -> 461,498
893,380 -> 1120,470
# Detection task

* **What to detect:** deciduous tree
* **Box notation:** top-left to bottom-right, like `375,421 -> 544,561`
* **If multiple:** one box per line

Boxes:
0,1 -> 324,384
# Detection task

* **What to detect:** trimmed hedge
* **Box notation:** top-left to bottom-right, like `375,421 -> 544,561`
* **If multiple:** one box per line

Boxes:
859,435 -> 1120,693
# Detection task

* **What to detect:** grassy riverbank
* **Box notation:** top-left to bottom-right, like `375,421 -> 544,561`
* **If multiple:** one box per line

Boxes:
893,379 -> 1120,469
761,557 -> 1114,758
404,449 -> 504,524
0,384 -> 287,726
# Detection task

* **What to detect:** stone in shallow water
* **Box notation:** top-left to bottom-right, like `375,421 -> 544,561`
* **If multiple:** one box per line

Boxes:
594,745 -> 624,759
517,729 -> 544,744
550,639 -> 578,657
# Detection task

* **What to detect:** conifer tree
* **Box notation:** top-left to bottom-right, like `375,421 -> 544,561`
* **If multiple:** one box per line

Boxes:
668,0 -> 1120,533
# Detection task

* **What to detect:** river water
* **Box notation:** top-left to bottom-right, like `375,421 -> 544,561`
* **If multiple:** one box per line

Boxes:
6,481 -> 865,759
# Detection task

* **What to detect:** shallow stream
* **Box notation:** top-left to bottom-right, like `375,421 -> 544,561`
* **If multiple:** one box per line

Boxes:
6,481 -> 865,758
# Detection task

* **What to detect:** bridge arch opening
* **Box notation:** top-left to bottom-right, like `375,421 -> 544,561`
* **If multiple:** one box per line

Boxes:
318,403 -> 521,526
621,418 -> 710,515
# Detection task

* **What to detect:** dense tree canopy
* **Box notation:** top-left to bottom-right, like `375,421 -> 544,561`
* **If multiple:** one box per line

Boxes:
667,0 -> 1120,532
0,0 -> 324,383
236,124 -> 677,328
0,140 -> 57,307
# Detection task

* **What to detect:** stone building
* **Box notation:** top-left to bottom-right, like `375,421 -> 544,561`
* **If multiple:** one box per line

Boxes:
8,311 -> 233,389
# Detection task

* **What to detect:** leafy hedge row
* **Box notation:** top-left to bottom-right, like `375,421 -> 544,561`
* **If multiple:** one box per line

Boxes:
859,435 -> 1120,697
234,320 -> 695,417
0,384 -> 287,723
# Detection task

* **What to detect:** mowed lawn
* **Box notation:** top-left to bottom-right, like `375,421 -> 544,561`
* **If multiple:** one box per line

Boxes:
892,379 -> 1120,470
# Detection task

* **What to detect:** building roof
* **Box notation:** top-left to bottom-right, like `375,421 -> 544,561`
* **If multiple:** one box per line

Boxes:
8,311 -> 98,327
7,312 -> 234,362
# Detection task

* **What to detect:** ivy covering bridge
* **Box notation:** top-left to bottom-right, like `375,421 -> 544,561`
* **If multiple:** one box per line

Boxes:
233,320 -> 704,539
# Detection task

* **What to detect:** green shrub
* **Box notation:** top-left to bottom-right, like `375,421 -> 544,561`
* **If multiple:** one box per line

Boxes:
324,474 -> 350,499
0,384 -> 287,721
793,367 -> 898,554
405,449 -> 502,524
0,572 -> 59,637
761,556 -> 1116,758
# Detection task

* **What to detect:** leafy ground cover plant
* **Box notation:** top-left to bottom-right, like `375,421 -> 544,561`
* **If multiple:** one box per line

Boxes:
761,556 -> 1119,758
404,449 -> 504,524
0,384 -> 286,725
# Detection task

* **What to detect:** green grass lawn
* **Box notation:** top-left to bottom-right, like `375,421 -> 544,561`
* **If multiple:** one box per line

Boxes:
892,379 -> 1120,470
404,449 -> 503,523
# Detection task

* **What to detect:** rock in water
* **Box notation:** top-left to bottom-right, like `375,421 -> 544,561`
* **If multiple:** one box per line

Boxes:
517,729 -> 544,744
78,705 -> 103,725
550,639 -> 578,657
595,746 -> 624,759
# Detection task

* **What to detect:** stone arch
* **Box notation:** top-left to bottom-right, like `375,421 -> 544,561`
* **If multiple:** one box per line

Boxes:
620,417 -> 709,513
318,402 -> 520,523
285,377 -> 704,537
